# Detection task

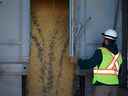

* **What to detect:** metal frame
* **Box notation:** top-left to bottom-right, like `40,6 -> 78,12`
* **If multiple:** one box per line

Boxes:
21,0 -> 30,96
69,1 -> 86,96
69,0 -> 76,57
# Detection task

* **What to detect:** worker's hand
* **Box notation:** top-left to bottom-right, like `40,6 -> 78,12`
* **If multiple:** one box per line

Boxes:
69,56 -> 77,64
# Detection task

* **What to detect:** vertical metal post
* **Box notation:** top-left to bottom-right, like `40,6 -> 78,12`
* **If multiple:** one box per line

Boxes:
21,0 -> 30,96
113,0 -> 120,30
69,0 -> 74,57
69,1 -> 85,96
122,0 -> 128,88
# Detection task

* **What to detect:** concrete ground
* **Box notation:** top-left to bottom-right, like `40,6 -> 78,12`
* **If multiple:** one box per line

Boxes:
118,88 -> 128,96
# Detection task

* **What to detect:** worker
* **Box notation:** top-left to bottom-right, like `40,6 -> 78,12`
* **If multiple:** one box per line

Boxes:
70,29 -> 124,96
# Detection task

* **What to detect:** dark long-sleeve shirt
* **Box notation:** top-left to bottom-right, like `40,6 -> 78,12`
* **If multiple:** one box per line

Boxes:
79,49 -> 102,69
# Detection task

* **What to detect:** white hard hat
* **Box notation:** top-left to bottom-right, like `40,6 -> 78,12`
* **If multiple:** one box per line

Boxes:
102,29 -> 118,40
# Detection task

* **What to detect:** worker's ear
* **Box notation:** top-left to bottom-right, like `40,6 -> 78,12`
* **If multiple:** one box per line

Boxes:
69,56 -> 77,64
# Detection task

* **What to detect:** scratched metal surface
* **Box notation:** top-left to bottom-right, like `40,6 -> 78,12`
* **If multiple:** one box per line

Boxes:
26,0 -> 74,96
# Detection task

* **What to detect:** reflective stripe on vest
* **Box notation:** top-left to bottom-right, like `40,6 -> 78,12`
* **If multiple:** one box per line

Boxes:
94,52 -> 120,75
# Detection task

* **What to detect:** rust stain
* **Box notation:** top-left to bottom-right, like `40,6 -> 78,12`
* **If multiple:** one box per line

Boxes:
27,0 -> 74,96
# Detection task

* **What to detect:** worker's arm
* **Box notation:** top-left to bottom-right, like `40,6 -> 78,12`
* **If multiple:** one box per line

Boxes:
78,49 -> 102,69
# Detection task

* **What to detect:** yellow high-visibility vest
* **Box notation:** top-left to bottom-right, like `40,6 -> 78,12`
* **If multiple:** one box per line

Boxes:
93,47 -> 123,85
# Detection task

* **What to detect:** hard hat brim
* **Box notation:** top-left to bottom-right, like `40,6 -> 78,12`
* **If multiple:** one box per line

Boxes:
101,33 -> 117,40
